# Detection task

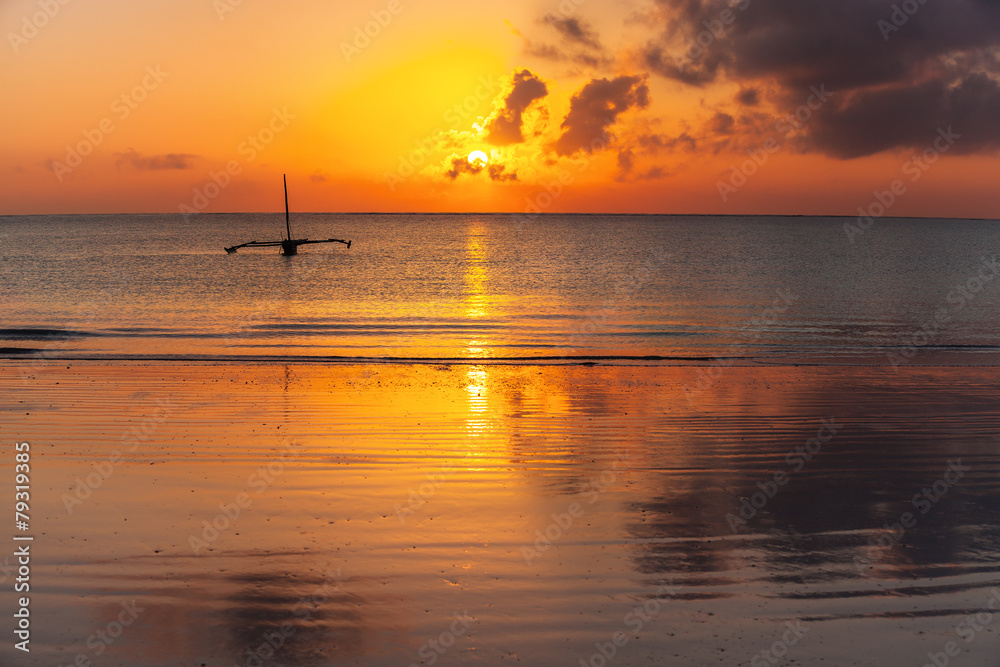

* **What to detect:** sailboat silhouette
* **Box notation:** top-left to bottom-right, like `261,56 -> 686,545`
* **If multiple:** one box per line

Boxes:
224,175 -> 351,255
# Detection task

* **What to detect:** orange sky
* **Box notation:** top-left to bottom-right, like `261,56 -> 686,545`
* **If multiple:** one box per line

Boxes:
1,0 -> 998,217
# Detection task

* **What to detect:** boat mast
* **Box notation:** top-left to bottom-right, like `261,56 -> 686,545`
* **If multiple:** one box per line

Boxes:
283,173 -> 291,240
224,174 -> 350,254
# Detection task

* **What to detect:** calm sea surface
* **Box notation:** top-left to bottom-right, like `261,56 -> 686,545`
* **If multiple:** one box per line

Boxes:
2,214 -> 1000,666
3,213 -> 999,363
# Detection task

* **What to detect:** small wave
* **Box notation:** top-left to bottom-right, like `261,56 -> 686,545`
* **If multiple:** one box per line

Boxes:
249,322 -> 512,333
0,352 -> 759,365
0,327 -> 95,340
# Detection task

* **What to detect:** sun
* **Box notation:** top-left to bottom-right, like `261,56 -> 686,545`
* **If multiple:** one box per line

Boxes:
468,150 -> 489,166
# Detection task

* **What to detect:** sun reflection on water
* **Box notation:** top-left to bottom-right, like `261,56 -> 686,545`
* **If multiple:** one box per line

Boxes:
463,222 -> 496,358
465,366 -> 491,439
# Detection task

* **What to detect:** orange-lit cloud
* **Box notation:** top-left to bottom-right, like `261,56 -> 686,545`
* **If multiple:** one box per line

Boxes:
1,0 -> 999,216
484,69 -> 548,145
553,75 -> 650,156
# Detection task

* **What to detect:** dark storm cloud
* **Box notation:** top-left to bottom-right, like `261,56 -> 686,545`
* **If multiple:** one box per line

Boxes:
553,75 -> 651,156
641,0 -> 1000,157
485,69 -> 548,145
115,149 -> 198,170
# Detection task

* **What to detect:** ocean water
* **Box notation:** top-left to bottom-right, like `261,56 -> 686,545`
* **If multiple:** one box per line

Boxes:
2,213 -> 999,363
3,214 -> 1000,666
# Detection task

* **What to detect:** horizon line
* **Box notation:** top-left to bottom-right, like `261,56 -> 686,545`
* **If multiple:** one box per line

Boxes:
2,212 -> 999,222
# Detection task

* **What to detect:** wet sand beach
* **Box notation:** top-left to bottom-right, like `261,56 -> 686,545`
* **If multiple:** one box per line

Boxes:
2,361 -> 999,666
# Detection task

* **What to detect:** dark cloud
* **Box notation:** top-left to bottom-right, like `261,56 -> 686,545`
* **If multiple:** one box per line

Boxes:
735,87 -> 759,106
521,14 -> 614,70
553,75 -> 651,156
643,165 -> 668,179
488,164 -> 518,182
445,157 -> 484,180
618,148 -> 635,175
444,157 -> 518,182
526,42 -> 612,69
525,42 -> 563,61
641,0 -> 1000,157
543,14 -> 602,51
309,170 -> 328,183
115,149 -> 198,170
639,133 -> 696,152
641,43 -> 719,86
645,106 -> 796,158
707,111 -> 735,135
808,73 -> 1000,158
616,147 -> 671,181
485,69 -> 548,145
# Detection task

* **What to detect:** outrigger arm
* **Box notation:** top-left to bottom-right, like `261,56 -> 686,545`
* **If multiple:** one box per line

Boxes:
294,238 -> 351,248
224,238 -> 351,254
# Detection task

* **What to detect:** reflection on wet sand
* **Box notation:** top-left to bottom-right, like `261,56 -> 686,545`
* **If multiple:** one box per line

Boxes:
3,362 -> 1000,666
222,569 -> 390,666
